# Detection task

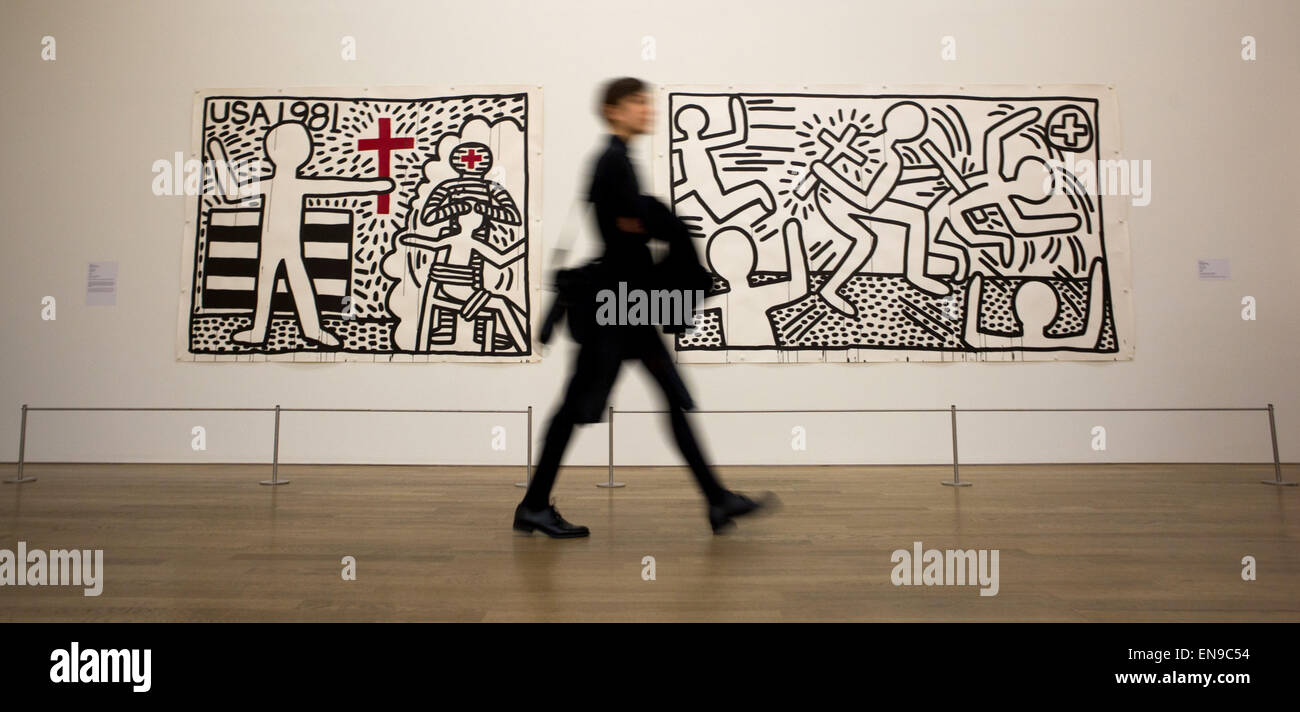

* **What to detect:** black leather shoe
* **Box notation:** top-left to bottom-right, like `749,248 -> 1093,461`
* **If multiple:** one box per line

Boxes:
514,501 -> 590,538
708,490 -> 779,534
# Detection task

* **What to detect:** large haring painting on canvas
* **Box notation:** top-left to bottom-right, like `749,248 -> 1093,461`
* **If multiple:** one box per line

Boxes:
654,85 -> 1134,363
177,87 -> 540,362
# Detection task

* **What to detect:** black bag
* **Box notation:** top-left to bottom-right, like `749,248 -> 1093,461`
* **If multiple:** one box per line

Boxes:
539,258 -> 612,346
642,197 -> 713,334
538,196 -> 713,345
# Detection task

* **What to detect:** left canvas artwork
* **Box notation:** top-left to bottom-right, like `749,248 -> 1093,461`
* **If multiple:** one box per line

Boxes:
176,87 -> 541,362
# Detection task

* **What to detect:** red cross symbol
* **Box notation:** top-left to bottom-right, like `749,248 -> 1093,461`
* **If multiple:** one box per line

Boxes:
461,148 -> 483,170
356,117 -> 414,214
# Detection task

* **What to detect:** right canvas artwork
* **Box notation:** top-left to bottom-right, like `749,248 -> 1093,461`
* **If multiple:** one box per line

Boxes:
654,85 -> 1135,363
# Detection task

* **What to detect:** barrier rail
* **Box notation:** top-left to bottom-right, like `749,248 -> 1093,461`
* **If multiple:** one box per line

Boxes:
4,404 -> 534,486
602,404 -> 1294,488
6,403 -> 1291,489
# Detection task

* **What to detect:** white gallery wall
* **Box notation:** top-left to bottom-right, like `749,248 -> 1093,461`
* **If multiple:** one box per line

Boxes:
1,0 -> 1297,469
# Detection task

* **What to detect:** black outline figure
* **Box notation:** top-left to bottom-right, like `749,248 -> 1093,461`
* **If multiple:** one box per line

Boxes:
671,96 -> 776,223
700,218 -> 811,347
805,101 -> 951,309
963,257 -> 1106,349
396,146 -> 528,353
206,121 -> 394,349
923,107 -> 1082,271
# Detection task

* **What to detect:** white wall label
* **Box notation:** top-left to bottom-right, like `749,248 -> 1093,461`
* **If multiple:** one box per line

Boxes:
86,261 -> 117,305
1197,259 -> 1230,280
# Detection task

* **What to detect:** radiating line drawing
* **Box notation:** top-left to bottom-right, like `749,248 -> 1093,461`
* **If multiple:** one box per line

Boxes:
659,87 -> 1132,363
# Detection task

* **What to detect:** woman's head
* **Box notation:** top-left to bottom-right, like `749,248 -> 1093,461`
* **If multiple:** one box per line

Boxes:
600,77 -> 653,136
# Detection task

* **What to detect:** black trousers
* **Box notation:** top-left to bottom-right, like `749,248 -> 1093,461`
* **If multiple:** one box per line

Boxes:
521,326 -> 727,509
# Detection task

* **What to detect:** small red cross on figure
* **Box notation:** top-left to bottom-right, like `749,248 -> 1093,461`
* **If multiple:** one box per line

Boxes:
462,148 -> 483,170
357,117 -> 414,214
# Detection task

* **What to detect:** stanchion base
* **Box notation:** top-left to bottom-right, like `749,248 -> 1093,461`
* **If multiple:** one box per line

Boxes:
596,482 -> 626,488
259,479 -> 291,486
1260,480 -> 1298,487
4,476 -> 36,484
940,480 -> 972,487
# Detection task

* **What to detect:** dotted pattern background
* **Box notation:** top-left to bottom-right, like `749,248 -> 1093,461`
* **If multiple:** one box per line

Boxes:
676,273 -> 1116,352
191,316 -> 393,354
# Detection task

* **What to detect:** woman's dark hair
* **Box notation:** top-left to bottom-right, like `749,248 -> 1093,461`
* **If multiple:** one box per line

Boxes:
598,77 -> 647,122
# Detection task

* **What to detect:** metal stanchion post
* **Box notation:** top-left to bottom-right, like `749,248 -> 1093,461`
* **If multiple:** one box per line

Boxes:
5,404 -> 36,484
516,406 -> 532,488
260,404 -> 289,486
1258,402 -> 1289,485
598,405 -> 625,488
941,404 -> 970,487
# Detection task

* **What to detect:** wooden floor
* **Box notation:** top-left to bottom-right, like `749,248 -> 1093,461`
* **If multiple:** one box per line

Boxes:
1,463 -> 1297,622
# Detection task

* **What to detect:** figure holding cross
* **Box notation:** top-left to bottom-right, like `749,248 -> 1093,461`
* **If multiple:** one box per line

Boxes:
802,101 -> 950,315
